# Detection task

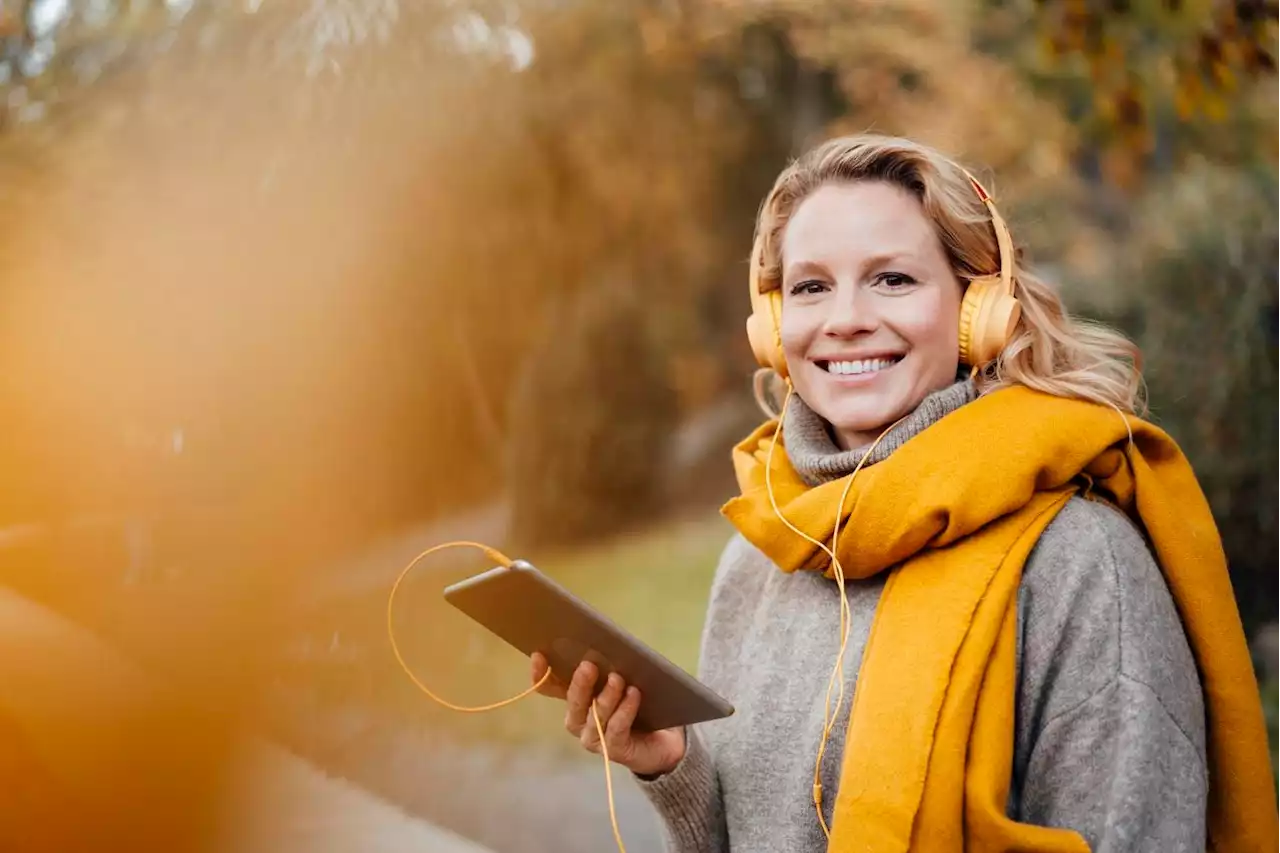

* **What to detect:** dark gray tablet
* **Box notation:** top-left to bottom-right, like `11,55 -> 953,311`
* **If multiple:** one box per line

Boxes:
442,559 -> 734,732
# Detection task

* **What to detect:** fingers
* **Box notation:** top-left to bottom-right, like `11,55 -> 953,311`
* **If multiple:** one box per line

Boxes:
606,686 -> 641,744
531,652 -> 567,700
580,673 -> 627,752
563,660 -> 599,736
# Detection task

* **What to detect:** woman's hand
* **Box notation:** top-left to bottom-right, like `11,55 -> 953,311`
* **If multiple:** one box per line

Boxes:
531,652 -> 686,778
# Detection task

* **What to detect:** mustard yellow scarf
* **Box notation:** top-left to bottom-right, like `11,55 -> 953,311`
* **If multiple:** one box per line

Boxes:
721,385 -> 1277,852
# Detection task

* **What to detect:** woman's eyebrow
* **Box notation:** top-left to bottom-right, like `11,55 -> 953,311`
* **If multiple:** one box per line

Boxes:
783,259 -> 830,281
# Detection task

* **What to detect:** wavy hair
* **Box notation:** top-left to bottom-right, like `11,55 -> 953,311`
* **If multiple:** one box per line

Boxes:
752,134 -> 1145,416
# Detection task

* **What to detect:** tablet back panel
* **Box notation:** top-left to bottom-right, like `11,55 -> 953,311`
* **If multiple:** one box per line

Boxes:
443,561 -> 734,732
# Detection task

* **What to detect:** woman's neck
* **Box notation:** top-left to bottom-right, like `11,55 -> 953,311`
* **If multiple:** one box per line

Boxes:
782,379 -> 978,487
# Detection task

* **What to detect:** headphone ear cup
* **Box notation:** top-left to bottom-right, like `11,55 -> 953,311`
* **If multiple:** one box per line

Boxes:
979,293 -> 1021,364
746,290 -> 789,379
746,311 -> 777,372
959,279 -> 1021,366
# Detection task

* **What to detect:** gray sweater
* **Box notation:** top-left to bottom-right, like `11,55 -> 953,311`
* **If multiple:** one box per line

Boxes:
637,381 -> 1208,852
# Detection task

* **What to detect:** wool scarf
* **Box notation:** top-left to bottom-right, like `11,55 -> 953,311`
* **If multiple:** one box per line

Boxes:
721,384 -> 1277,852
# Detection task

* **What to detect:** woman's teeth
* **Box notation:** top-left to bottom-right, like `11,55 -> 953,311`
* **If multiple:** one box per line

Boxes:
824,357 -> 898,375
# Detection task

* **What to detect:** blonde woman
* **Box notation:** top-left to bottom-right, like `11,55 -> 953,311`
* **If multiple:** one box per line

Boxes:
532,135 -> 1277,852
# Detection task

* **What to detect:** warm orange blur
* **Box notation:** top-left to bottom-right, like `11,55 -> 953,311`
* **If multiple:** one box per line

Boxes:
0,2 -> 1274,852
0,12 -> 491,850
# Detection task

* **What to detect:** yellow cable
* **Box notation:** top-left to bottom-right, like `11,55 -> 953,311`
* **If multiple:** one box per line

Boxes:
764,380 -> 905,836
386,541 -> 552,712
592,703 -> 627,853
387,539 -> 627,853
811,419 -> 900,835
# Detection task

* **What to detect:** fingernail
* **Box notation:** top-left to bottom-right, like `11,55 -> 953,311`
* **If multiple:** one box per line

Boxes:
608,673 -> 622,689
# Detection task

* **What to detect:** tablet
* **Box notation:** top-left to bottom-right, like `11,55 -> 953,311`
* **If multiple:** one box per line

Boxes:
442,559 -> 734,732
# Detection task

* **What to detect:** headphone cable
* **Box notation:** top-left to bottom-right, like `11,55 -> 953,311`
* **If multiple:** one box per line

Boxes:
387,540 -> 629,853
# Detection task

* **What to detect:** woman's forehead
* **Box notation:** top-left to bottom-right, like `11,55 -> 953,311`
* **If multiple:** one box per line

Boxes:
783,182 -> 941,267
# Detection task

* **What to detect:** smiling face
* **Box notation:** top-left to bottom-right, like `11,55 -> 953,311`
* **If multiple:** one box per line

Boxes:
779,180 -> 964,449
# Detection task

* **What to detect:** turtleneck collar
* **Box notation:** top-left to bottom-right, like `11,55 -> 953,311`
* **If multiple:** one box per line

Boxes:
782,377 -> 978,487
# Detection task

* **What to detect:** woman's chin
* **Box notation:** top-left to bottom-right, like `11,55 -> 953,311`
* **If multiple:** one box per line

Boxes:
824,407 -> 905,449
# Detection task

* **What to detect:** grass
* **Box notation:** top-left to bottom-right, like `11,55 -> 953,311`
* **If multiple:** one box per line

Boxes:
285,510 -> 733,756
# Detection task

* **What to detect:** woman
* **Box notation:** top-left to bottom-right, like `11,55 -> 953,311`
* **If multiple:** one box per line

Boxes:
531,135 -> 1276,852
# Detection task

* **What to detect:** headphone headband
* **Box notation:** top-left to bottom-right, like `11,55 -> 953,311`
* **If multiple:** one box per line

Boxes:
957,167 -> 1016,298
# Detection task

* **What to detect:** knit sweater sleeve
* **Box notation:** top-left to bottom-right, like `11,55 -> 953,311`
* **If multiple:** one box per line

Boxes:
633,726 -> 726,852
1012,496 -> 1208,851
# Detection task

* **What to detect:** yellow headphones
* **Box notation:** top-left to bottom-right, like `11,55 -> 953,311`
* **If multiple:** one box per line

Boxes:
744,167 -> 1022,379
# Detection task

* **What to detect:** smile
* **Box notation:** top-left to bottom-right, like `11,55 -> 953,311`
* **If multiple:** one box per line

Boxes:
817,356 -> 903,377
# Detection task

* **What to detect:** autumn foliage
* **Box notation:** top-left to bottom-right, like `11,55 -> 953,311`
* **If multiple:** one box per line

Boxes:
0,0 -> 1274,626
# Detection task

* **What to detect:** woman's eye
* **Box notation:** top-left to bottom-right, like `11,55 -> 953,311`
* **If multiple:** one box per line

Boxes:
789,280 -> 827,296
876,272 -> 917,289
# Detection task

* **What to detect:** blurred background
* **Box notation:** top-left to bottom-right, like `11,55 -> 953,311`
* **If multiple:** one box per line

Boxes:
0,0 -> 1274,851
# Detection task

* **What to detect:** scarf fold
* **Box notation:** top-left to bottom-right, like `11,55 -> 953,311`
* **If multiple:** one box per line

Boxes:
720,384 -> 1277,852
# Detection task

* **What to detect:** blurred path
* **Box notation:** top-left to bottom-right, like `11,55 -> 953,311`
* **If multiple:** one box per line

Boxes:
225,741 -> 497,853
0,584 -> 495,853
277,696 -> 666,853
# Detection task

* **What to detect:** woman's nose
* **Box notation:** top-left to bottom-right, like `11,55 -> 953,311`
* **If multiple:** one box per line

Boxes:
822,283 -> 877,337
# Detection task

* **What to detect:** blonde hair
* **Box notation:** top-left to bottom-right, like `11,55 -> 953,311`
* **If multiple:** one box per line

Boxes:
753,134 -> 1146,416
